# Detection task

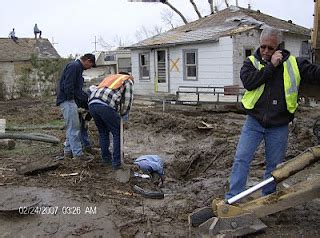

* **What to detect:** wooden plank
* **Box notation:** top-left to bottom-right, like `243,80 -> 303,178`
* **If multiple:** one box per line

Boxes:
17,158 -> 61,175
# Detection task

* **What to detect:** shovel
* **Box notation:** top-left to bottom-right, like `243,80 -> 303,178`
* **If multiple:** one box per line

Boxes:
115,116 -> 130,183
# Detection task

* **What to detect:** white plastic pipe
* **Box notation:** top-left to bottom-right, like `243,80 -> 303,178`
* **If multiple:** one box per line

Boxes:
227,177 -> 275,204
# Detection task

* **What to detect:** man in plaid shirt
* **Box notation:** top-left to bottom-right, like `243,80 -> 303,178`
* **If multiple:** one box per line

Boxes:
88,72 -> 134,169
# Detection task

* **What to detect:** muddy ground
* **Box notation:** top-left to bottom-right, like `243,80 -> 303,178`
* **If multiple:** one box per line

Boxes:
0,96 -> 319,237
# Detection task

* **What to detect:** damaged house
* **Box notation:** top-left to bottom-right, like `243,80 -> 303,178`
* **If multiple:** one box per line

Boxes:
0,38 -> 60,100
127,6 -> 311,96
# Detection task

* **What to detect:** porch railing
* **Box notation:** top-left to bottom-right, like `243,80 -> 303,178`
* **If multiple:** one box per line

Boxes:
176,85 -> 245,104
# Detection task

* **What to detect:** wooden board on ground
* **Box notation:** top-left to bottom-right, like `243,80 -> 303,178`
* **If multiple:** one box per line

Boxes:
17,158 -> 61,175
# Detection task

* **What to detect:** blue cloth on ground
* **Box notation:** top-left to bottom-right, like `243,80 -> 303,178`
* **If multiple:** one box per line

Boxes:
134,155 -> 164,176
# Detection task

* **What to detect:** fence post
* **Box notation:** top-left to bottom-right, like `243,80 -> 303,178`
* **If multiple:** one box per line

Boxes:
196,87 -> 199,104
162,99 -> 166,112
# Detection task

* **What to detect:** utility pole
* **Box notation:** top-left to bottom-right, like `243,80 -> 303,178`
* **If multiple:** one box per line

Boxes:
92,36 -> 98,52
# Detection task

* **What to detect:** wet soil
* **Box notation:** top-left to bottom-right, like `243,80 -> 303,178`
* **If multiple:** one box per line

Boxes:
0,97 -> 319,237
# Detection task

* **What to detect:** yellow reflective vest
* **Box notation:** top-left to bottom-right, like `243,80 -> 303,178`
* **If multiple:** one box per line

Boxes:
97,74 -> 134,90
241,55 -> 301,113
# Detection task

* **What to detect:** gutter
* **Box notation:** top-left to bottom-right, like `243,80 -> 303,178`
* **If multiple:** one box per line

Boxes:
125,38 -> 219,50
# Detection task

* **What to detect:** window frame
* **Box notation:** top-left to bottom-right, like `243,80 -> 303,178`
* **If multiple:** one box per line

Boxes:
243,47 -> 255,60
183,49 -> 198,81
139,52 -> 150,80
117,57 -> 132,73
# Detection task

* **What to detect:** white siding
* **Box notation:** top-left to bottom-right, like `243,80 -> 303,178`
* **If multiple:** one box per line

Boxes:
233,29 -> 260,87
131,31 -> 310,96
131,50 -> 155,95
168,37 -> 233,94
284,34 -> 309,57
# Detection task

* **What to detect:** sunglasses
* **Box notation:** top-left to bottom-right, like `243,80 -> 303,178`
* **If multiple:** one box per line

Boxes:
260,45 -> 275,51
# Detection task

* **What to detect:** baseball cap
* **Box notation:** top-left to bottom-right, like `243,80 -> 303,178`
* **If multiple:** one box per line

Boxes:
84,53 -> 96,67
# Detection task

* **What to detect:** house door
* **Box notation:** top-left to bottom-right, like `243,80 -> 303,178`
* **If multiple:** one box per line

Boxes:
155,50 -> 168,93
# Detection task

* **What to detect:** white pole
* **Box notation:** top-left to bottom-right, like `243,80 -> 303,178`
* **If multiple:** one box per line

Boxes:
227,177 -> 275,204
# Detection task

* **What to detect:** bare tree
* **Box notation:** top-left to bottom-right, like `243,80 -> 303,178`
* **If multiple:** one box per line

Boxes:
98,35 -> 132,50
224,0 -> 229,7
98,36 -> 113,50
208,0 -> 214,14
160,0 -> 188,24
135,25 -> 164,42
190,0 -> 202,19
161,9 -> 176,29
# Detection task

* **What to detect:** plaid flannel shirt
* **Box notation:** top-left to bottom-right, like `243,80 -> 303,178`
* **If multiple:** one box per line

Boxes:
89,79 -> 134,116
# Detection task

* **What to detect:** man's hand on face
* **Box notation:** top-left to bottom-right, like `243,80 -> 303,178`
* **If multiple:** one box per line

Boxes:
271,50 -> 283,67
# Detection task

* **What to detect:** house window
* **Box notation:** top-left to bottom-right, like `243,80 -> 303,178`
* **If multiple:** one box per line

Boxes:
183,49 -> 198,81
118,58 -> 131,73
105,54 -> 116,61
300,40 -> 311,59
245,49 -> 253,58
139,53 -> 150,80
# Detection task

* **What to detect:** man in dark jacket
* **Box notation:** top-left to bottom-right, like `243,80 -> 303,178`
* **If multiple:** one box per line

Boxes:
225,27 -> 320,200
56,53 -> 96,160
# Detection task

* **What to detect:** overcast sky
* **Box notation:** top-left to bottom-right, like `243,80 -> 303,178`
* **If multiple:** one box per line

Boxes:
0,0 -> 314,57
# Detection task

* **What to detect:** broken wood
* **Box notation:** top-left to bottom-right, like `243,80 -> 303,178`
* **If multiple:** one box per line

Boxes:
17,158 -> 61,175
0,139 -> 15,150
202,149 -> 225,173
182,151 -> 200,176
116,218 -> 144,229
0,167 -> 16,172
59,172 -> 79,177
0,132 -> 59,144
0,183 -> 14,186
7,124 -> 64,131
198,121 -> 214,130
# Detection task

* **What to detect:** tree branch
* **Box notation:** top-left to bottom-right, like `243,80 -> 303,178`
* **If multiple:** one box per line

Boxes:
189,0 -> 202,19
162,1 -> 188,24
208,0 -> 214,14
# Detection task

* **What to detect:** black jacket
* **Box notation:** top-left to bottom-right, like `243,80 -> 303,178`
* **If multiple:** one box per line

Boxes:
56,59 -> 89,109
241,49 -> 320,128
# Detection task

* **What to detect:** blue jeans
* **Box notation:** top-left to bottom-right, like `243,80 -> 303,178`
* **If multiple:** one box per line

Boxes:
60,100 -> 83,156
79,112 -> 91,149
89,103 -> 121,168
225,115 -> 288,199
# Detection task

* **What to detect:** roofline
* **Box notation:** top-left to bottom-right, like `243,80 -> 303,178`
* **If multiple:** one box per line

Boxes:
126,26 -> 310,50
125,38 -> 219,50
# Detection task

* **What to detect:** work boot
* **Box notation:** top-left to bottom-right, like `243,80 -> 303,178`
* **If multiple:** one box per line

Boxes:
100,159 -> 112,167
84,147 -> 100,155
74,153 -> 94,162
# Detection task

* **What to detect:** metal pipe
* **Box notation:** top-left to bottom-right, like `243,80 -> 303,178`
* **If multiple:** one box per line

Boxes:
227,177 -> 275,204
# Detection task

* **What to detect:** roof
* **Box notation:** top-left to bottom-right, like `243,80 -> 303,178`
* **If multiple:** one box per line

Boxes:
0,38 -> 60,62
128,6 -> 311,49
93,49 -> 131,66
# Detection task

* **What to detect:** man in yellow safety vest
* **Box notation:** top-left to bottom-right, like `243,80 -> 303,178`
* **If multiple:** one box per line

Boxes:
225,27 -> 320,200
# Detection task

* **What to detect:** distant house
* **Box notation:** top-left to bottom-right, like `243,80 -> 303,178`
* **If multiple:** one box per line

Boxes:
82,49 -> 131,82
0,38 -> 60,99
126,6 -> 311,96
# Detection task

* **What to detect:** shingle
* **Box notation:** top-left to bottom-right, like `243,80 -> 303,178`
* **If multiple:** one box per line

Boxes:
0,38 -> 60,62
